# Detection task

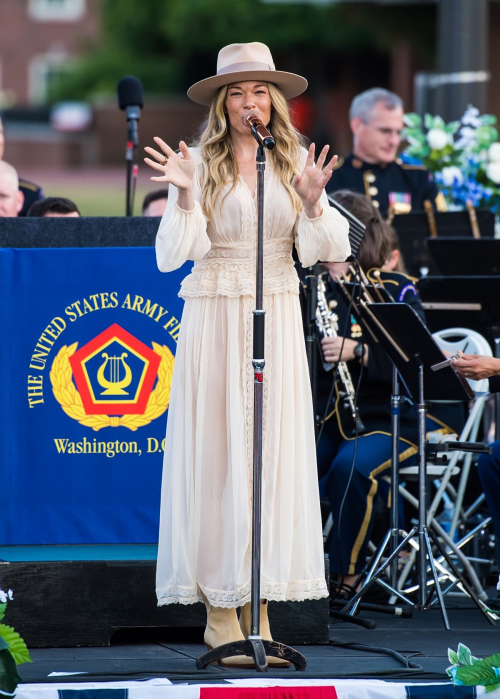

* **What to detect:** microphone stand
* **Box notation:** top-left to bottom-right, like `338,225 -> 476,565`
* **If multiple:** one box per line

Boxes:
125,106 -> 140,216
305,270 -> 319,437
197,141 -> 307,672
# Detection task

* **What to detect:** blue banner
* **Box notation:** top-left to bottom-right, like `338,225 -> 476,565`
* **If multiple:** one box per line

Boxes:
406,686 -> 475,698
0,247 -> 190,545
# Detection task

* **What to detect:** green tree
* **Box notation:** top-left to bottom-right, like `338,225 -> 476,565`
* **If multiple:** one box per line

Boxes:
52,0 -> 435,101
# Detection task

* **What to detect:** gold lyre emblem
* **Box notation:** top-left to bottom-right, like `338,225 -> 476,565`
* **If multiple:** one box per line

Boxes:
97,352 -> 132,395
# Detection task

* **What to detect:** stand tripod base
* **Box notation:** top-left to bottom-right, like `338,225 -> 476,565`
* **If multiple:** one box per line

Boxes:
196,638 -> 307,672
342,524 -> 497,629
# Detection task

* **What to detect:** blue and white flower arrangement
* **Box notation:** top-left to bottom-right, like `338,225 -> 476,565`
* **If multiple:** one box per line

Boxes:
402,106 -> 500,213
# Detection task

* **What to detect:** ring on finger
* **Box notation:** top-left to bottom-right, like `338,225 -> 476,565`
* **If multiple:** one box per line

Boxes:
161,156 -> 169,166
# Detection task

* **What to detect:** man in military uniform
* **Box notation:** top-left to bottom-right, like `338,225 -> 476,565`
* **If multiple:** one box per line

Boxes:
0,115 -> 43,216
327,88 -> 446,219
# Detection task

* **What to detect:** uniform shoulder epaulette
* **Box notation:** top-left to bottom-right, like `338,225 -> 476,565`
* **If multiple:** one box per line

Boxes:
366,267 -> 397,287
390,269 -> 419,283
19,180 -> 40,192
399,161 -> 427,171
367,267 -> 419,285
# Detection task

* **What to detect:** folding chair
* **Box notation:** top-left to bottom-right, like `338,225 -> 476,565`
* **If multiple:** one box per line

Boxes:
393,328 -> 492,600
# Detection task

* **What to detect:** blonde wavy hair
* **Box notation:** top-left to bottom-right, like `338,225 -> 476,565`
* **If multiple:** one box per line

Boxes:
196,83 -> 306,219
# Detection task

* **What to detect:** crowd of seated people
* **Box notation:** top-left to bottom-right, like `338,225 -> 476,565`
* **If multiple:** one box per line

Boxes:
0,114 -> 167,219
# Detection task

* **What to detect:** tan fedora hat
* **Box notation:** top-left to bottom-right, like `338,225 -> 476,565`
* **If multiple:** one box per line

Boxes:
187,42 -> 308,106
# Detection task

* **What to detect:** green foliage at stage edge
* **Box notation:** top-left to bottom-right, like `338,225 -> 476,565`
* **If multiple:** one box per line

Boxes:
0,589 -> 32,695
448,643 -> 500,693
47,0 -> 436,103
402,106 -> 500,213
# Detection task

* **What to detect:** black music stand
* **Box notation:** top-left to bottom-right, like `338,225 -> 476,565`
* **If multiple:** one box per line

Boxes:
325,274 -> 414,626
428,238 -> 500,277
419,275 -> 500,343
392,210 -> 495,278
340,302 -> 496,630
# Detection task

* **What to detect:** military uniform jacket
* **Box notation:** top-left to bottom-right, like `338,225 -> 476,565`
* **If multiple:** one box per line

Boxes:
315,269 -> 462,444
326,153 -> 445,219
19,178 -> 43,217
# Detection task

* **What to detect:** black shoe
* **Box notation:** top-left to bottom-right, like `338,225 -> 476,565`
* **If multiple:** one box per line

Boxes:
330,581 -> 390,606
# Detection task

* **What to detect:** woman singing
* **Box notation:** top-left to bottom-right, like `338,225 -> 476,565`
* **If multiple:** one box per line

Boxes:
144,42 -> 350,666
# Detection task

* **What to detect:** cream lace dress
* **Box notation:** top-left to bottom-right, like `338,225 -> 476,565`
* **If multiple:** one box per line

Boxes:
155,146 -> 350,608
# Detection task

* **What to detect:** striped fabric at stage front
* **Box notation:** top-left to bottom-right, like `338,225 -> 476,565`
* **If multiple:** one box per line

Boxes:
11,679 -> 481,699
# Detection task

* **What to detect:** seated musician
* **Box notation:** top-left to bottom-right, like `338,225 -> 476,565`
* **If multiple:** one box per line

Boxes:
316,190 -> 463,594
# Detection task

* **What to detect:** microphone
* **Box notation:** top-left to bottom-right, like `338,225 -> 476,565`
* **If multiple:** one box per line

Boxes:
117,76 -> 144,217
117,76 -> 144,133
242,110 -> 275,150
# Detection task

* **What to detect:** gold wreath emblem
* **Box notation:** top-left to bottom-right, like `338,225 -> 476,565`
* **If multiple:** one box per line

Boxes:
50,342 -> 174,432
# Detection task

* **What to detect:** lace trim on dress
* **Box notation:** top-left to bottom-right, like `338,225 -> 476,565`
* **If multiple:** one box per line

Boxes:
157,578 -> 329,608
179,239 -> 300,299
179,275 -> 299,299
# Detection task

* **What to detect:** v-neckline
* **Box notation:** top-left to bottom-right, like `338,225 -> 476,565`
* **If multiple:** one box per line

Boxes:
238,175 -> 256,201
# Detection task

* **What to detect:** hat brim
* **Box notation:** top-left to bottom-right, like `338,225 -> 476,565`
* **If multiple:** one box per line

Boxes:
187,70 -> 308,106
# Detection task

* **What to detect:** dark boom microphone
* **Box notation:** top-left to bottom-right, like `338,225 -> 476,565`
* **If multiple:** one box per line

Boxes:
117,76 -> 144,216
118,76 -> 144,119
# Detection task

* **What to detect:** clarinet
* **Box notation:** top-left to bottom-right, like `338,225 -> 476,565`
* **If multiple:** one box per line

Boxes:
316,276 -> 365,434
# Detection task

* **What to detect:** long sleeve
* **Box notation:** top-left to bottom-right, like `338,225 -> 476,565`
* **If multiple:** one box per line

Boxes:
295,187 -> 351,268
155,156 -> 211,273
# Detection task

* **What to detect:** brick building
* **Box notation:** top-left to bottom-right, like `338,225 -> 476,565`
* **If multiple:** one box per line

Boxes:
0,0 -> 100,108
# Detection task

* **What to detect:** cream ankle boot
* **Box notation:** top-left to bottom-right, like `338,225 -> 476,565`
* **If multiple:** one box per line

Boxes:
201,592 -> 254,668
239,600 -> 291,667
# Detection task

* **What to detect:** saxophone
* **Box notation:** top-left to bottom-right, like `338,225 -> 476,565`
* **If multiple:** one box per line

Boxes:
316,276 -> 365,434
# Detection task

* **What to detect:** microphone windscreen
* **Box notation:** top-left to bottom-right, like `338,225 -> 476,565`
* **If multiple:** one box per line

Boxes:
241,110 -> 259,126
117,76 -> 144,110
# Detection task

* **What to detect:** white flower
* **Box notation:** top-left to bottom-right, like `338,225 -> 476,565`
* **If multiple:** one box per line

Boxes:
462,105 -> 481,127
456,126 -> 477,151
427,128 -> 449,151
0,590 -> 7,604
441,166 -> 463,187
7,590 -> 13,601
487,162 -> 500,184
489,143 -> 500,163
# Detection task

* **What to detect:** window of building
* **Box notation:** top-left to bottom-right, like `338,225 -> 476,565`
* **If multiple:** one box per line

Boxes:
28,0 -> 86,22
28,52 -> 68,104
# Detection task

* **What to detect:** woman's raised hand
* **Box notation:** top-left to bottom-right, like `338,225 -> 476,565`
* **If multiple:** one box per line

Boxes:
144,138 -> 195,191
292,143 -> 338,212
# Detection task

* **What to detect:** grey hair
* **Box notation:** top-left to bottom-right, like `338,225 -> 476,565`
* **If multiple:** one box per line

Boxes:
350,88 -> 403,124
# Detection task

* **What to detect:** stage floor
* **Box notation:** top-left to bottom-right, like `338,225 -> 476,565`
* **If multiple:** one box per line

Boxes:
17,602 -> 500,685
